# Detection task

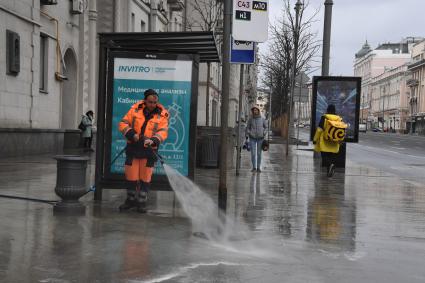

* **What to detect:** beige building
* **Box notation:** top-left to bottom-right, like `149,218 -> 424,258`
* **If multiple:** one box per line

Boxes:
353,39 -> 420,128
369,64 -> 410,132
407,39 -> 425,135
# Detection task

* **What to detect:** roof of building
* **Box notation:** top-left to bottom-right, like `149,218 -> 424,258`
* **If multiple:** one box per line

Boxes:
376,43 -> 409,54
355,40 -> 372,58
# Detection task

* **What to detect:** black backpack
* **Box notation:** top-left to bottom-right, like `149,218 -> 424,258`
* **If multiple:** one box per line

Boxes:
78,120 -> 86,131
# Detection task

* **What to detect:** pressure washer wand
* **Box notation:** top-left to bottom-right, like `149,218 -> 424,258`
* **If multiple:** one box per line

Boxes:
148,145 -> 165,165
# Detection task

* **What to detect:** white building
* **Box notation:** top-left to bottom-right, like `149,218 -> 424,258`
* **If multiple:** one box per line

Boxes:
0,0 -> 97,129
97,0 -> 183,33
293,83 -> 312,126
0,0 -> 184,157
256,88 -> 269,117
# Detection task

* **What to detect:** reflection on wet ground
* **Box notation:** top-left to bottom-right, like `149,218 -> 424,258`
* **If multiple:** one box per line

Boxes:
0,144 -> 425,282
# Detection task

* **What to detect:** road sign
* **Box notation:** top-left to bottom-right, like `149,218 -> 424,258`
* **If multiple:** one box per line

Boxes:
232,0 -> 269,42
230,38 -> 255,64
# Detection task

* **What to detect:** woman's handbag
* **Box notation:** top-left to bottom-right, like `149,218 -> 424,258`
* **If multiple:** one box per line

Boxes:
261,140 -> 269,151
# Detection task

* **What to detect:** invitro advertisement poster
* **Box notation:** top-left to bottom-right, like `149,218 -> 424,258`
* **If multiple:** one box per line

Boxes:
110,56 -> 193,176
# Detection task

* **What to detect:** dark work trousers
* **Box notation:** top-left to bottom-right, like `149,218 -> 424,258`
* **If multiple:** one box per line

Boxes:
321,152 -> 337,169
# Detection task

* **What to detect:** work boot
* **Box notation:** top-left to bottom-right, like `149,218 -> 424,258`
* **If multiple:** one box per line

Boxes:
119,196 -> 137,211
119,184 -> 138,212
136,182 -> 150,213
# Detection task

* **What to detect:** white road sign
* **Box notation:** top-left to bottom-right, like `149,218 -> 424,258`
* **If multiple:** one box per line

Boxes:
232,0 -> 269,42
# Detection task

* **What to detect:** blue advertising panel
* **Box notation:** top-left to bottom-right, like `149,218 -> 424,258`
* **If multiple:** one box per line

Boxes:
310,76 -> 361,143
110,57 -> 193,176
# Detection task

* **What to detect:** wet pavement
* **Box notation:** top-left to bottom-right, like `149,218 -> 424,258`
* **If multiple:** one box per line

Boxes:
0,143 -> 425,283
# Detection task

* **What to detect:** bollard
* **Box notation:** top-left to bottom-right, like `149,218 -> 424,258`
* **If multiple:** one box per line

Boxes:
53,155 -> 90,214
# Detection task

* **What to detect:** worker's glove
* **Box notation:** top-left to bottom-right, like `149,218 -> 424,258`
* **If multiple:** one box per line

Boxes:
144,139 -> 154,147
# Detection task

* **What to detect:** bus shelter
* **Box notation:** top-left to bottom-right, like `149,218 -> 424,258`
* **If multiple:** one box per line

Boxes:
95,32 -> 220,200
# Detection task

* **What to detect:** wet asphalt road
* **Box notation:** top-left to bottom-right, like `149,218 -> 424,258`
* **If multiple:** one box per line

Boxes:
349,132 -> 425,181
0,133 -> 424,282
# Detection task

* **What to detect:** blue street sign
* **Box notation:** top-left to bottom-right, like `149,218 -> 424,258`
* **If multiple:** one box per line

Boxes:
230,38 -> 255,64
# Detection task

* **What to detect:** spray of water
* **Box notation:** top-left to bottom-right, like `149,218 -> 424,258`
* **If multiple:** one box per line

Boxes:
162,164 -> 248,243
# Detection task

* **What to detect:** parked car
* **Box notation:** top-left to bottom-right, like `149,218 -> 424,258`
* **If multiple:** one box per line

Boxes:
359,123 -> 367,133
372,127 -> 383,132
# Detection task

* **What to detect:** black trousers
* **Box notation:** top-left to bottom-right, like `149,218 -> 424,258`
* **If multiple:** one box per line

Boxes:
84,137 -> 92,149
321,152 -> 337,168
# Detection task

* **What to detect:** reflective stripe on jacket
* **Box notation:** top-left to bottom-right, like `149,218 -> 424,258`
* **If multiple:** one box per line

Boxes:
119,101 -> 169,145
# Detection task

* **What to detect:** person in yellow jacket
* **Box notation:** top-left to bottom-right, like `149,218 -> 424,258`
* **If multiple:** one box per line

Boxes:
118,89 -> 169,212
313,104 -> 344,177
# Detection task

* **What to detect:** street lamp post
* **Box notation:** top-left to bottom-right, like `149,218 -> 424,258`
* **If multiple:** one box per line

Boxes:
268,77 -> 273,146
236,64 -> 244,176
218,0 -> 231,211
322,0 -> 334,76
286,0 -> 303,156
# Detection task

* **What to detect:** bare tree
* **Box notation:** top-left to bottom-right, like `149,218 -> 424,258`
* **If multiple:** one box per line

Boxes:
186,0 -> 223,126
261,0 -> 320,124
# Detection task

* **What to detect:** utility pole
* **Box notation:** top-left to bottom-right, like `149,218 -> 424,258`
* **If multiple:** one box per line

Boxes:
296,72 -> 304,148
286,0 -> 303,156
322,0 -> 333,76
236,64 -> 244,176
268,77 -> 273,146
218,0 -> 231,211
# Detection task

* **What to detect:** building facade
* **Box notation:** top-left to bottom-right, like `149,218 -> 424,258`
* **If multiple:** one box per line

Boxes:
407,39 -> 425,135
185,0 -> 222,127
353,39 -> 418,128
256,88 -> 269,117
0,0 -> 185,157
0,0 -> 98,157
369,64 -> 410,132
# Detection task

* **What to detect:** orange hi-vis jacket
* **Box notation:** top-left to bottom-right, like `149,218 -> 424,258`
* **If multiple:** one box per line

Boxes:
119,100 -> 169,148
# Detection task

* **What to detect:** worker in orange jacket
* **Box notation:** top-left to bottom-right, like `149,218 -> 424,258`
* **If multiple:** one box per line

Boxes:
118,89 -> 169,212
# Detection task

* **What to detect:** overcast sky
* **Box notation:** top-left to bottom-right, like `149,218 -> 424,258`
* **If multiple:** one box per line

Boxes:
259,0 -> 425,78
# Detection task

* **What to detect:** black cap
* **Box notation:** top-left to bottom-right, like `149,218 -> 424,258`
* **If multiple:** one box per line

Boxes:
144,89 -> 158,100
327,104 -> 336,114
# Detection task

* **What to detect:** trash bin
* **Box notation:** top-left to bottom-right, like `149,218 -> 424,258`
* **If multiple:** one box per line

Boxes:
53,155 -> 89,214
200,134 -> 220,168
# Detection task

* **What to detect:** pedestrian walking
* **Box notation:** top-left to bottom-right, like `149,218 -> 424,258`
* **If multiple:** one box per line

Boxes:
313,104 -> 347,177
80,110 -> 94,152
118,89 -> 169,213
246,106 -> 268,173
